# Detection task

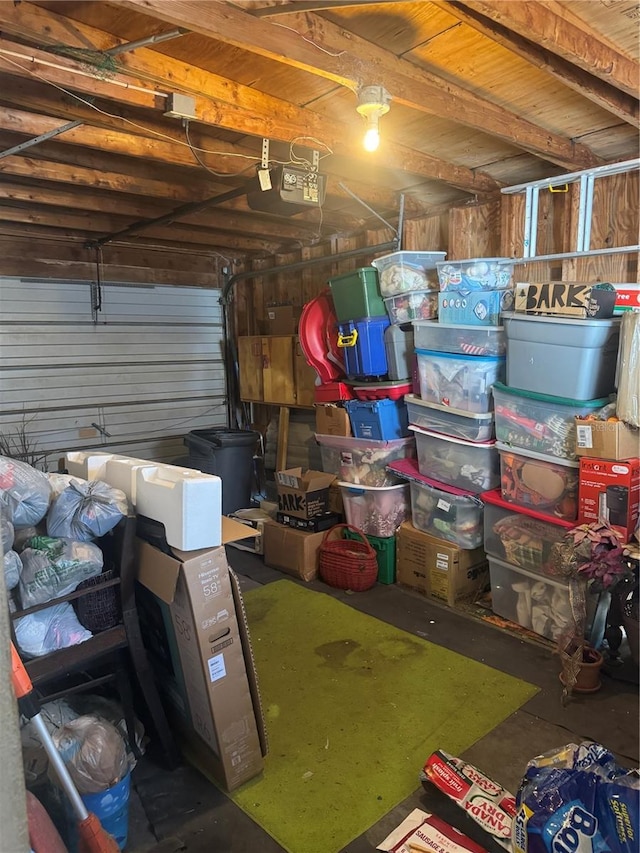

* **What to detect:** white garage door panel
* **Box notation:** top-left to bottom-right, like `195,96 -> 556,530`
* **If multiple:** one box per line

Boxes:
2,365 -> 225,409
0,279 -> 227,468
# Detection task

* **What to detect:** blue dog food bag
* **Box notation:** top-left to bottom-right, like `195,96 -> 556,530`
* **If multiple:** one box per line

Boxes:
513,742 -> 639,853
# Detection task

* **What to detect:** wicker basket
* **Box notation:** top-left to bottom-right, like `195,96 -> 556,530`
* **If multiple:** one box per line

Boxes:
73,570 -> 121,633
318,524 -> 378,592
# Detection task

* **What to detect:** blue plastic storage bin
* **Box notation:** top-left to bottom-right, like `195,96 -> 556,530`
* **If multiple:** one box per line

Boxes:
345,398 -> 410,439
337,316 -> 390,379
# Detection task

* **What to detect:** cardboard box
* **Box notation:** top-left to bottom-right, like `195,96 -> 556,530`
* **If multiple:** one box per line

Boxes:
514,282 -> 616,318
263,519 -> 325,581
135,517 -> 266,791
315,404 -> 352,437
575,419 -> 640,461
395,522 -> 488,607
578,457 -> 640,543
275,467 -> 335,519
264,304 -> 300,335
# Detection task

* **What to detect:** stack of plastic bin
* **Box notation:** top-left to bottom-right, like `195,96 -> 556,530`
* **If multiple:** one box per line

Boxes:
494,313 -> 621,526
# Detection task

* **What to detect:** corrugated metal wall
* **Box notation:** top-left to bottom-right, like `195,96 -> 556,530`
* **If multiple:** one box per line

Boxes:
0,278 -> 227,470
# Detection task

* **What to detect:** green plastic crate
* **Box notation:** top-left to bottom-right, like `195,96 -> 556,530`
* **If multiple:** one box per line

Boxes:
343,528 -> 396,584
328,267 -> 386,323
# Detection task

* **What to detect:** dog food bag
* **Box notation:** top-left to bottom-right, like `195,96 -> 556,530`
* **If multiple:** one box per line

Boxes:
512,741 -> 639,853
377,808 -> 487,853
421,750 -> 516,849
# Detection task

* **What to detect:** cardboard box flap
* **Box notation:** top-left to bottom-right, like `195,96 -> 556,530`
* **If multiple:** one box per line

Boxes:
229,568 -> 268,758
136,517 -> 255,605
276,468 -> 335,491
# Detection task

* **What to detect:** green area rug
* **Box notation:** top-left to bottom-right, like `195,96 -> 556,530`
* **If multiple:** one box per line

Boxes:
232,580 -> 537,853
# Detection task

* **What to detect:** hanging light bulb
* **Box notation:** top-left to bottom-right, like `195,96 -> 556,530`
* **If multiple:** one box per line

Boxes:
363,116 -> 381,152
356,85 -> 391,153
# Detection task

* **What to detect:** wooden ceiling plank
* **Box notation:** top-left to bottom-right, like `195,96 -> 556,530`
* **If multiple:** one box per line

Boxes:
0,5 -> 498,195
435,2 -> 638,126
0,204 -> 283,253
115,0 -> 604,169
464,0 -> 639,99
0,155 -> 210,202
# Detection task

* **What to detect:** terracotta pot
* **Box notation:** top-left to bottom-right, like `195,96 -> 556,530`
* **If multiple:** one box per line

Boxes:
560,646 -> 604,694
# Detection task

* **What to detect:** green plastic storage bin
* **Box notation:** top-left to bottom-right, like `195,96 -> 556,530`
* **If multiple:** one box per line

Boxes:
329,267 -> 386,323
343,528 -> 396,584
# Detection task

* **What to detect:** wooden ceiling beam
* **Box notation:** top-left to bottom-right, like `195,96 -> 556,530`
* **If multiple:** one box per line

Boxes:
459,0 -> 639,99
0,204 -> 284,253
0,7 -> 498,195
0,154 -> 214,202
115,0 -> 604,170
0,180 -> 333,240
434,2 -> 638,126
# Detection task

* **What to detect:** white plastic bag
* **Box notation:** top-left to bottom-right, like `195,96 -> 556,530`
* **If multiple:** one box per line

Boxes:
47,472 -> 87,500
14,602 -> 92,658
52,715 -> 129,794
47,480 -> 128,541
0,457 -> 51,528
4,549 -> 22,590
19,536 -> 103,608
1,516 -> 14,552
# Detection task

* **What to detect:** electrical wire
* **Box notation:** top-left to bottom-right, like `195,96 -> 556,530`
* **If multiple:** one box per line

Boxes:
0,52 -> 333,169
269,21 -> 346,57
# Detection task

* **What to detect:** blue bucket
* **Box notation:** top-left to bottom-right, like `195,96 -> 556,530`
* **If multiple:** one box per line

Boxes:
82,772 -> 131,851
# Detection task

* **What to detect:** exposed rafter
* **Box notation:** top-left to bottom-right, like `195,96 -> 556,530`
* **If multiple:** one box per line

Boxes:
115,0 -> 603,169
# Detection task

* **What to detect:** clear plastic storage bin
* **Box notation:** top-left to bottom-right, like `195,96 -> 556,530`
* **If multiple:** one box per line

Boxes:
488,554 -> 594,641
497,442 -> 579,522
316,434 -> 416,487
482,488 -> 573,577
339,482 -> 410,537
384,290 -> 438,324
405,394 -> 494,442
436,258 -> 515,292
412,426 -> 500,493
413,322 -> 506,356
492,382 -> 608,460
410,478 -> 483,549
416,348 -> 505,413
502,313 -> 621,400
371,250 -> 445,297
438,290 -> 513,326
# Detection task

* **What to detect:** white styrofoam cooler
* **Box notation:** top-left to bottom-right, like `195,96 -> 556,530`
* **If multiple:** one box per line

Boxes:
136,465 -> 222,551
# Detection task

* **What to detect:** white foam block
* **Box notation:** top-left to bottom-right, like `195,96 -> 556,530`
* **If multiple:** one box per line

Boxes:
136,466 -> 222,550
65,451 -> 115,481
104,457 -> 155,504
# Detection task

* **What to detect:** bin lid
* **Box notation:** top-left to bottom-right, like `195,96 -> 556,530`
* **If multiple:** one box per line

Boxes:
188,428 -> 260,446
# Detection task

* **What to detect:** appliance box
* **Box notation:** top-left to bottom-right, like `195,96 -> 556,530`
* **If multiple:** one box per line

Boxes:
262,519 -> 325,581
396,521 -> 487,607
578,457 -> 640,542
135,518 -> 266,792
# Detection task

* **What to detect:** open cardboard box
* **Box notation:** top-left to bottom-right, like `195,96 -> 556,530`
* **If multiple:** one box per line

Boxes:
276,467 -> 336,519
136,516 -> 267,792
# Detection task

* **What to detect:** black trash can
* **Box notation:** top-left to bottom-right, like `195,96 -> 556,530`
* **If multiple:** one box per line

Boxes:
184,428 -> 260,515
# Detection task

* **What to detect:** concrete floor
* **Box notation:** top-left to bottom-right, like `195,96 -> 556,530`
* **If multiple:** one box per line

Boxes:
127,547 -> 639,853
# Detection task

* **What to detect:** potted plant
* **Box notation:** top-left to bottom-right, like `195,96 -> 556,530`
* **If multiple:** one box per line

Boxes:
550,521 -> 632,698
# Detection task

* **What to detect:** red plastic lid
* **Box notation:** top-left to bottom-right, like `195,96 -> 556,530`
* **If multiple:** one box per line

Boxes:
314,381 -> 354,403
388,457 -> 482,500
352,381 -> 412,401
480,487 -> 575,529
